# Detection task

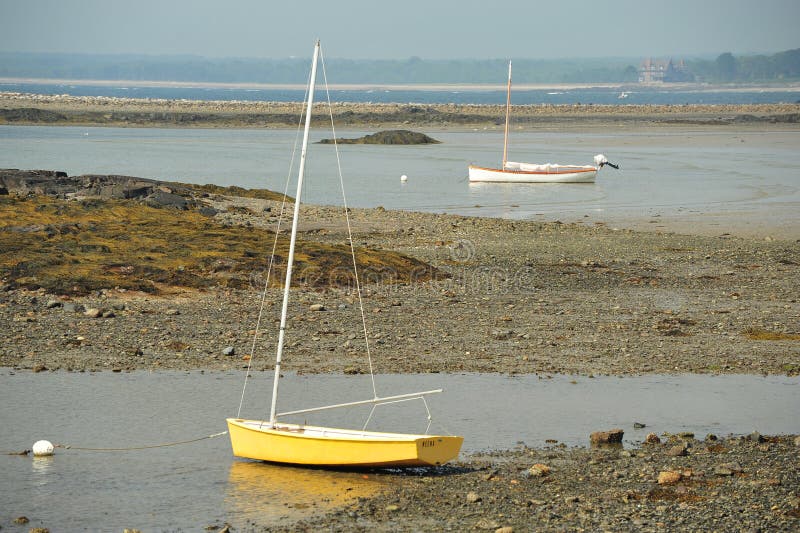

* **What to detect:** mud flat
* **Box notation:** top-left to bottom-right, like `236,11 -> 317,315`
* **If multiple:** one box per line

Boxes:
1,189 -> 797,376
2,91 -> 799,128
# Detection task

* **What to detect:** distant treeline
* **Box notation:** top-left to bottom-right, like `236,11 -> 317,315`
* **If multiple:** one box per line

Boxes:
0,49 -> 797,84
685,49 -> 800,82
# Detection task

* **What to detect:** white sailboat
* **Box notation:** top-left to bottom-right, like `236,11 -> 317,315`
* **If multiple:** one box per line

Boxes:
226,41 -> 463,468
468,61 -> 616,183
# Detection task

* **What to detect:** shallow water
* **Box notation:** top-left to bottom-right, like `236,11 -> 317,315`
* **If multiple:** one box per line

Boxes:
1,125 -> 799,237
1,370 -> 797,530
4,81 -> 800,105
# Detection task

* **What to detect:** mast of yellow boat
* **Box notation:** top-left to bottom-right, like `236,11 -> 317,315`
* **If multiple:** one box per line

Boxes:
502,60 -> 512,169
269,40 -> 320,426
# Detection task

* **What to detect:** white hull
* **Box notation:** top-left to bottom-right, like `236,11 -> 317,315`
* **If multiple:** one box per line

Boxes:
468,164 -> 597,183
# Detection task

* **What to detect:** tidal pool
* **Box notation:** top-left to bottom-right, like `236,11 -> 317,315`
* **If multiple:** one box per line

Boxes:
1,370 -> 797,530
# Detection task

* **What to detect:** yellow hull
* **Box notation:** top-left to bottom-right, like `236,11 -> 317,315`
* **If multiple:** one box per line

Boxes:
226,418 -> 463,467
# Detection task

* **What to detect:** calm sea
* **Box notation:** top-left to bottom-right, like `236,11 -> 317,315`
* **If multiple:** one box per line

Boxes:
2,125 -> 799,238
3,81 -> 800,105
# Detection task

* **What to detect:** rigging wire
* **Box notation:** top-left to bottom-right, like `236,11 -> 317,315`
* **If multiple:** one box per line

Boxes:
236,68 -> 312,419
320,45 -> 378,400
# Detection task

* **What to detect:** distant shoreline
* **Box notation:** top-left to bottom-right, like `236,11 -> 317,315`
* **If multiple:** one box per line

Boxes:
2,91 -> 799,129
3,76 -> 800,92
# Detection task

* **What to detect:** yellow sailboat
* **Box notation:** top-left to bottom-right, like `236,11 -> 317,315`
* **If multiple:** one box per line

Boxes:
226,40 -> 463,468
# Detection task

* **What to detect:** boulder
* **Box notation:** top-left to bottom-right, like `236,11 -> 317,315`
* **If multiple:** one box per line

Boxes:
590,429 -> 624,445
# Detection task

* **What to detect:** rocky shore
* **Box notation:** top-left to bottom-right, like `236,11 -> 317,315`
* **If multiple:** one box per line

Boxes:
2,178 -> 798,375
285,434 -> 800,532
2,91 -> 800,128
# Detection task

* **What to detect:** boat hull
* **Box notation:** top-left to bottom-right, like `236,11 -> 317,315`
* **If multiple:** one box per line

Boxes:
226,418 -> 463,467
468,164 -> 597,183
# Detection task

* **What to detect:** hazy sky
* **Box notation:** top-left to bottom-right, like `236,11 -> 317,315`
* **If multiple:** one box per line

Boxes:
1,0 -> 798,59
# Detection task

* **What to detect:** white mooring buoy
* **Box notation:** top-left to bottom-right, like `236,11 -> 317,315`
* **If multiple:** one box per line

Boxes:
32,440 -> 54,457
400,174 -> 408,182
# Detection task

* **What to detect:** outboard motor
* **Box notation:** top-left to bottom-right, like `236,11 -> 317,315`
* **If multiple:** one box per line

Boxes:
594,154 -> 619,170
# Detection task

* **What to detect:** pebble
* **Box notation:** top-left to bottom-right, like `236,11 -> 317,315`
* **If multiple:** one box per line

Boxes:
466,491 -> 482,503
84,307 -> 103,318
658,470 -> 682,484
45,299 -> 62,309
528,463 -> 551,477
645,433 -> 661,444
714,462 -> 743,476
667,443 -> 689,456
309,304 -> 325,312
222,346 -> 235,356
475,518 -> 500,530
746,431 -> 765,443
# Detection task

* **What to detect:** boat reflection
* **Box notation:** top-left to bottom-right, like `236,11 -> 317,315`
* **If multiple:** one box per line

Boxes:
225,460 -> 386,526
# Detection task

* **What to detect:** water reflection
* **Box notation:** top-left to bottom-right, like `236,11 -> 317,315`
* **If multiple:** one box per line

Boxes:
30,456 -> 55,485
225,460 -> 385,526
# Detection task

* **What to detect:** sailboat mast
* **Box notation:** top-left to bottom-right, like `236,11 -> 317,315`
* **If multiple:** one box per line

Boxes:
502,60 -> 512,169
269,40 -> 320,425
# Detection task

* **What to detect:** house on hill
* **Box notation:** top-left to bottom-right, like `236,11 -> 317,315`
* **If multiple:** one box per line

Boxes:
639,58 -> 694,83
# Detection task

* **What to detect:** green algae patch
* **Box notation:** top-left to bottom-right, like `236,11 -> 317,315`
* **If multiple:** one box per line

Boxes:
0,195 -> 442,295
742,327 -> 800,341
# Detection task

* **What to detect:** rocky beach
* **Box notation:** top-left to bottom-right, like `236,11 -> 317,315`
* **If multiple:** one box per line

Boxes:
2,91 -> 800,129
1,94 -> 799,531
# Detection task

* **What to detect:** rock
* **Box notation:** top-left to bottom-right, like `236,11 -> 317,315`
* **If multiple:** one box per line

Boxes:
101,310 -> 115,318
491,329 -> 514,340
714,462 -> 743,476
666,443 -> 688,457
705,433 -> 718,442
13,516 -> 29,524
590,429 -> 624,445
564,495 -> 580,504
658,470 -> 682,484
165,308 -> 180,315
222,346 -> 235,356
84,307 -> 103,318
746,431 -> 765,443
144,189 -> 190,210
384,504 -> 399,512
45,299 -> 62,309
495,527 -> 513,533
633,422 -> 647,429
466,491 -> 482,503
645,433 -> 661,444
475,518 -> 500,530
528,463 -> 551,477
309,303 -> 325,312
794,435 -> 800,447
318,130 -> 441,145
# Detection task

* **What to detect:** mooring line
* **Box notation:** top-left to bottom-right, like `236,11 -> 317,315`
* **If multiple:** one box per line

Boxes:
53,431 -> 229,452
